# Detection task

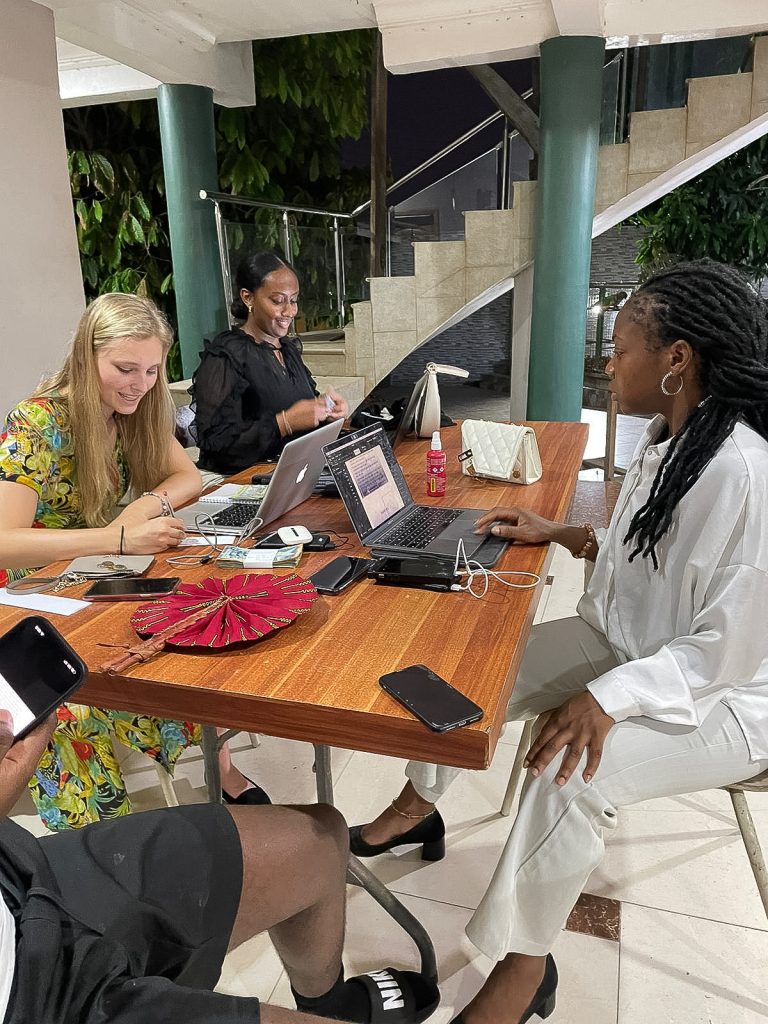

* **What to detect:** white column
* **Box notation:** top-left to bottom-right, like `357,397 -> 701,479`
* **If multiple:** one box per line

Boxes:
0,0 -> 84,416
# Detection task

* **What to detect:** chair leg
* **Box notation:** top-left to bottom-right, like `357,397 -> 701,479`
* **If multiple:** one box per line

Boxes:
729,789 -> 768,919
155,764 -> 180,808
500,719 -> 534,817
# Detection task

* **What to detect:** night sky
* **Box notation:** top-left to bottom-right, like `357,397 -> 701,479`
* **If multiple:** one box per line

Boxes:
342,58 -> 534,191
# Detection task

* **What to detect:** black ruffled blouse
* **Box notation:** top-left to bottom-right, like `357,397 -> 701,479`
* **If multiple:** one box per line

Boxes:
191,328 -> 318,474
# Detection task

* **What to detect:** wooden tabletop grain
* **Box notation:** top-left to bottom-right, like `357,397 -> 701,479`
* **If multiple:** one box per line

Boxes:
0,421 -> 587,770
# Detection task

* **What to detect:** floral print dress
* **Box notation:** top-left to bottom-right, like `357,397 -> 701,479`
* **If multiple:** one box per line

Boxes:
0,397 -> 200,831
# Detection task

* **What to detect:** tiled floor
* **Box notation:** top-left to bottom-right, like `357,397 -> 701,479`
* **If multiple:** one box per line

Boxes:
10,410 -> 768,1022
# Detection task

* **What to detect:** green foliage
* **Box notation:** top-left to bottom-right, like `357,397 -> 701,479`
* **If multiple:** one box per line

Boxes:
63,30 -> 375,373
631,136 -> 768,282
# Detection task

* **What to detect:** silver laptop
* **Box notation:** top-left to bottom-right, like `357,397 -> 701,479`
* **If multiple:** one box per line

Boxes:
322,423 -> 488,559
180,418 -> 344,538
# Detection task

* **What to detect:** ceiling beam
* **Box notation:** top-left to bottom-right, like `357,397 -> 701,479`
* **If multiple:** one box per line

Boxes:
58,47 -> 160,107
467,65 -> 540,152
53,3 -> 254,106
604,0 -> 768,47
549,0 -> 603,37
374,0 -> 557,74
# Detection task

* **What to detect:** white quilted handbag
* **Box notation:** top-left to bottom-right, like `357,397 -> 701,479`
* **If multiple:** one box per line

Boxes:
460,419 -> 542,485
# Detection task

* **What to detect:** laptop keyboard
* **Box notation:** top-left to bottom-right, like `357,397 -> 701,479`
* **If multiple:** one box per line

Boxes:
380,507 -> 462,549
210,502 -> 262,528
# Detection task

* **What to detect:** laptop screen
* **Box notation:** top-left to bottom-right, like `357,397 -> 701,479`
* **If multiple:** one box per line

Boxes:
323,424 -> 414,541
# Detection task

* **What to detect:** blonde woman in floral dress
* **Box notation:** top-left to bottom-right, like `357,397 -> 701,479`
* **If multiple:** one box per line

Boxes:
0,294 -> 257,830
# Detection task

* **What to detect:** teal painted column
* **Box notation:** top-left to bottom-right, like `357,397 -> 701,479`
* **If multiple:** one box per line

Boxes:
157,84 -> 227,378
527,37 -> 604,421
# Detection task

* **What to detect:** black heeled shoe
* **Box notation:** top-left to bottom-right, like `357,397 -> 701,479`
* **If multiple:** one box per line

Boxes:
222,777 -> 272,806
349,808 -> 446,861
450,954 -> 557,1024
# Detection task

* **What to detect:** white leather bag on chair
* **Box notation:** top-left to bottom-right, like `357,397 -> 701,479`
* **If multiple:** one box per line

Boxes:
460,419 -> 542,484
414,363 -> 469,437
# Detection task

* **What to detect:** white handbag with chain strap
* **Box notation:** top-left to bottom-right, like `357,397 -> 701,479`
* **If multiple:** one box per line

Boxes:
460,419 -> 542,484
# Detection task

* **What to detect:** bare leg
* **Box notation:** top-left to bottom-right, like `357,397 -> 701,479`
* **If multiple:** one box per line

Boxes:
218,730 -> 256,797
360,781 -> 435,845
458,954 -> 546,1024
226,803 -> 348,998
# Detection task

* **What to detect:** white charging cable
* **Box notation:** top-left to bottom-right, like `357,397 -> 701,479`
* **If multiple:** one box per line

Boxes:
451,538 -> 540,599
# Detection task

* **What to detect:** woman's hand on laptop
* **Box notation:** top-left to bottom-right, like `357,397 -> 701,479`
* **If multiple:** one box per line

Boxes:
474,506 -> 556,544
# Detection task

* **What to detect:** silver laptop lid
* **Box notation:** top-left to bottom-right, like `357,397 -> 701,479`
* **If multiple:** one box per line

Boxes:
178,418 -> 343,537
323,424 -> 414,543
255,417 -> 343,528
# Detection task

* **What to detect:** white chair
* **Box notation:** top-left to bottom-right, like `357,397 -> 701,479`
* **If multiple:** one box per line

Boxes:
724,770 -> 768,918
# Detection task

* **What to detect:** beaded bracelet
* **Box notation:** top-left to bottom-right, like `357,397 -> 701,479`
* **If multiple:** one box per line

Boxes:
281,410 -> 293,437
142,490 -> 172,517
573,522 -> 596,559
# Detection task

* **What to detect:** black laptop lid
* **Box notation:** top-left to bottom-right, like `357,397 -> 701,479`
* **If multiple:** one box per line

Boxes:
323,424 -> 414,542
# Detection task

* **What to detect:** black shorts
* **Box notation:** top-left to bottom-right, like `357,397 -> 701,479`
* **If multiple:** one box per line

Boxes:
1,804 -> 262,1024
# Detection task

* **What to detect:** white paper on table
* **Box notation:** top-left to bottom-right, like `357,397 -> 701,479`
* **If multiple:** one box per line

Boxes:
178,535 -> 231,547
0,589 -> 90,616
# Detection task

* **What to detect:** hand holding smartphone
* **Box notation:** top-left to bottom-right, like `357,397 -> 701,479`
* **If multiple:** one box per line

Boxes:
0,617 -> 87,741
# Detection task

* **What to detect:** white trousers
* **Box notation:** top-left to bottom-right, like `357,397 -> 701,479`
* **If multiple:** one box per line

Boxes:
406,616 -> 768,959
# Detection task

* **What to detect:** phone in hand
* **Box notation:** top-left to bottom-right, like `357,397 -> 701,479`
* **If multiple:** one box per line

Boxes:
379,665 -> 483,732
83,577 -> 180,601
309,556 -> 371,595
0,616 -> 87,741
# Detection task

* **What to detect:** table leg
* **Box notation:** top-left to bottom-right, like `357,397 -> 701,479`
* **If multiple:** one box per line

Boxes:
312,742 -> 438,981
313,742 -> 335,804
202,724 -> 223,804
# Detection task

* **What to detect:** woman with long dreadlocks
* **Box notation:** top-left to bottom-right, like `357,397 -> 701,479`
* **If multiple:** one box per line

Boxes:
348,259 -> 768,1024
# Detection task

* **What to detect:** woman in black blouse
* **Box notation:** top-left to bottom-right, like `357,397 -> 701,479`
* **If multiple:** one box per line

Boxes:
192,251 -> 348,474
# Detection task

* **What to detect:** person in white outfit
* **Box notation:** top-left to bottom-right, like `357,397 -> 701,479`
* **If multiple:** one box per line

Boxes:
349,259 -> 768,1024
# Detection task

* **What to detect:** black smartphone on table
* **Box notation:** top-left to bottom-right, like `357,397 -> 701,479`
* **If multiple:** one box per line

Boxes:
309,556 -> 371,595
368,556 -> 459,591
379,665 -> 483,732
0,616 -> 87,741
83,577 -> 180,601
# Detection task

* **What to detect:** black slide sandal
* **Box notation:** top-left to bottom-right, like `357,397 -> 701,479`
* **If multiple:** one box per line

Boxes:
347,968 -> 440,1023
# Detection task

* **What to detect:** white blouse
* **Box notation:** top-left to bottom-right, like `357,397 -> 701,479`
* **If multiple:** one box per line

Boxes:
0,895 -> 14,1020
580,416 -> 768,762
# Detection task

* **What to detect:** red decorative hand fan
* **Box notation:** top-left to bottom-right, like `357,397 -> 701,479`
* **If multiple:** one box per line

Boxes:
100,573 -> 317,673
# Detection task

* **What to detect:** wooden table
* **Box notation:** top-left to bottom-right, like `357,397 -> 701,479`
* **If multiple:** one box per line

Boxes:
0,421 -> 586,771
2,419 -> 587,978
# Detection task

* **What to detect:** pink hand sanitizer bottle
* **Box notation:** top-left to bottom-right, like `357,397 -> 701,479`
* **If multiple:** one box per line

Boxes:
426,430 -> 447,497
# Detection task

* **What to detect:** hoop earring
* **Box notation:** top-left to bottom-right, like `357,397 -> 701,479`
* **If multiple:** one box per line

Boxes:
661,371 -> 683,396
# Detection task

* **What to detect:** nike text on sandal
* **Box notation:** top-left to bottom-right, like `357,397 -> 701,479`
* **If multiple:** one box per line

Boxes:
349,967 -> 440,1023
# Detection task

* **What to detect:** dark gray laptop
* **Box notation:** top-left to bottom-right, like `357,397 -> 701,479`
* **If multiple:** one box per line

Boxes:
180,418 -> 344,539
323,423 -> 488,559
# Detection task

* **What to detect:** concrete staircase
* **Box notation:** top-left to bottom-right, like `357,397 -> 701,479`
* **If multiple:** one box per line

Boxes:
301,37 -> 768,400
